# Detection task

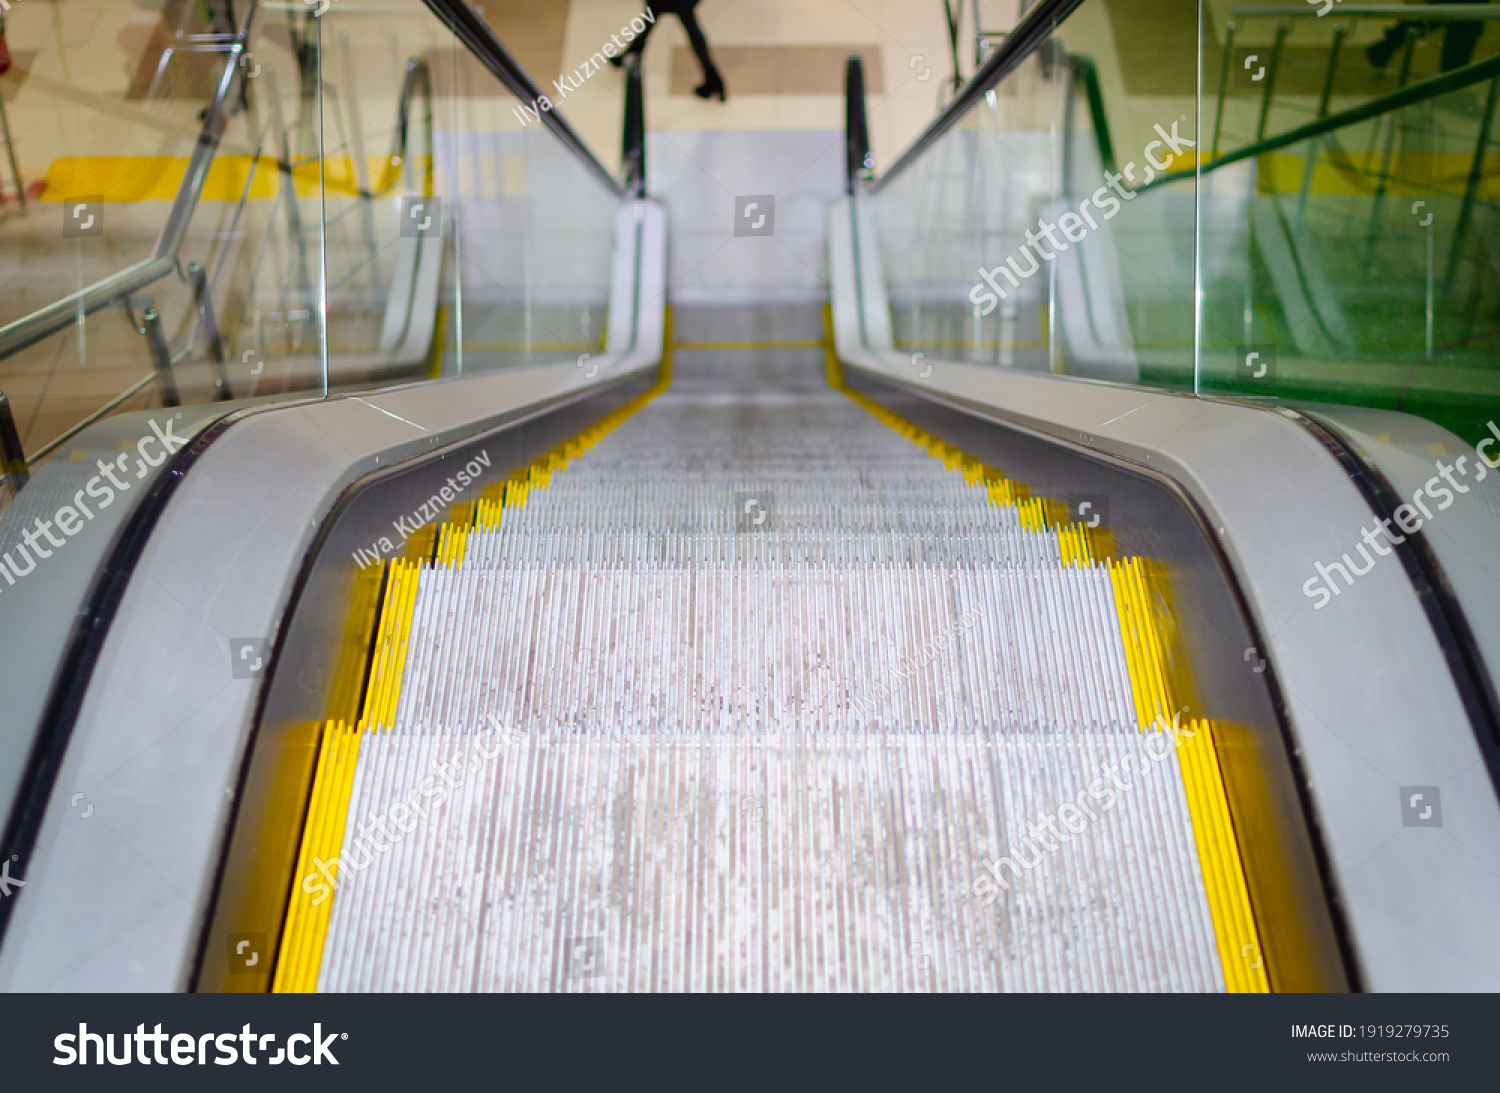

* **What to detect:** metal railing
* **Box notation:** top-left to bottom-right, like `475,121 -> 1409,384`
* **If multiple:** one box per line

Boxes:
3,43 -> 438,468
1213,4 -> 1500,157
0,6 -> 256,364
1151,48 -> 1500,184
2,0 -> 638,483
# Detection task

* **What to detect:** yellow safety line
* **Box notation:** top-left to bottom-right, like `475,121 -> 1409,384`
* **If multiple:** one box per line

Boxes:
271,720 -> 363,993
40,153 -> 421,203
1110,560 -> 1270,993
824,303 -> 1269,992
822,305 -> 1102,564
461,341 -> 603,352
270,309 -> 675,992
672,339 -> 826,351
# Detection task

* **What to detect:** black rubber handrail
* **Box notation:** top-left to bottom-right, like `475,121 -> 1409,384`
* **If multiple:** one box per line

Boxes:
0,390 -> 25,486
622,54 -> 646,198
846,55 -> 872,193
870,0 -> 1087,194
420,0 -> 625,199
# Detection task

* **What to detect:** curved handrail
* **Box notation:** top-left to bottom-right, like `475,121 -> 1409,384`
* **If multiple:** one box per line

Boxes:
328,56 -> 433,201
1070,54 -> 1116,176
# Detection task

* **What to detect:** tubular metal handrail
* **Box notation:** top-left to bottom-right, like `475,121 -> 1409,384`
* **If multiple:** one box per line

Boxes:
1147,48 -> 1500,190
3,0 -> 630,474
0,53 -> 436,471
0,3 -> 256,363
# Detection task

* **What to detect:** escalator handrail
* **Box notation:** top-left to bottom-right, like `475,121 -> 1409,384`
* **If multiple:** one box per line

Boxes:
419,0 -> 626,200
845,55 -> 871,194
622,54 -> 646,198
869,0 -> 1087,194
1139,48 -> 1500,193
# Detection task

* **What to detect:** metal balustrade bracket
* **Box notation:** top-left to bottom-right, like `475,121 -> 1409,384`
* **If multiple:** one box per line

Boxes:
143,309 -> 181,409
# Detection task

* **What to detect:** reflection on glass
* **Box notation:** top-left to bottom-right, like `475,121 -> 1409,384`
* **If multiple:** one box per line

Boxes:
0,0 -> 626,497
867,0 -> 1500,442
873,1 -> 1198,387
1199,4 -> 1500,440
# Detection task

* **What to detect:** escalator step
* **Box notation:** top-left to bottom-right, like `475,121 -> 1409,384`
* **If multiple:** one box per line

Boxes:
271,343 -> 1267,993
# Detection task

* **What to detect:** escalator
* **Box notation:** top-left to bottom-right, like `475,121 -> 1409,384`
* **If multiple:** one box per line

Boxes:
261,338 -> 1267,993
0,0 -> 1497,995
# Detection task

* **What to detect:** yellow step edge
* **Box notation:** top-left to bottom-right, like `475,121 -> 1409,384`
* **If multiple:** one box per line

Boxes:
269,309 -> 676,993
1109,560 -> 1269,993
823,305 -> 1268,994
271,551 -> 420,993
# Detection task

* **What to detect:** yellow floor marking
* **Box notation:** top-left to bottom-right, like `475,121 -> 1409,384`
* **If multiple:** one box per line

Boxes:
41,153 -> 420,203
1253,149 -> 1500,199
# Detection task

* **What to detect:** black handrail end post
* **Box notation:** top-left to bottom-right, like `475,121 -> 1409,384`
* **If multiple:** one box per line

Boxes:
622,53 -> 646,198
845,54 -> 872,194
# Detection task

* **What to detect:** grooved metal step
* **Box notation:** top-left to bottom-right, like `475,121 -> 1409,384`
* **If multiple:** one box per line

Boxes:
276,354 -> 1264,993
